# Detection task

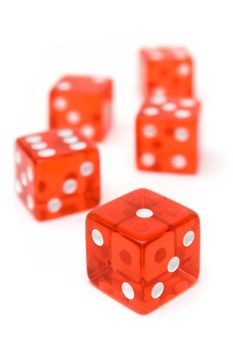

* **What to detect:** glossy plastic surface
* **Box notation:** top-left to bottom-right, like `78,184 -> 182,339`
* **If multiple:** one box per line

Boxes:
140,47 -> 194,98
86,188 -> 200,314
49,75 -> 113,142
15,128 -> 100,220
136,95 -> 200,174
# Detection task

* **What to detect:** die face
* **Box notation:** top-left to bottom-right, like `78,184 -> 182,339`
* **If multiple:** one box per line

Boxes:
140,47 -> 194,98
49,75 -> 113,142
18,128 -> 94,159
175,216 -> 200,278
86,216 -> 112,280
15,145 -> 36,213
86,189 -> 200,314
15,128 -> 100,220
54,75 -> 112,94
89,188 -> 169,240
86,215 -> 146,313
143,212 -> 200,284
136,96 -> 200,174
35,147 -> 99,202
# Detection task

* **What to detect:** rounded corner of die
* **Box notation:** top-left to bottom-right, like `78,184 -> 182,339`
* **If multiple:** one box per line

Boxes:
15,137 -> 22,147
85,210 -> 97,225
85,211 -> 92,222
191,210 -> 201,227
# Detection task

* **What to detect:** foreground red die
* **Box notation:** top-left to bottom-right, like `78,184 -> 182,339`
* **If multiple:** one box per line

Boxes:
140,47 -> 194,98
136,94 -> 200,174
49,75 -> 113,142
15,128 -> 100,221
86,188 -> 200,314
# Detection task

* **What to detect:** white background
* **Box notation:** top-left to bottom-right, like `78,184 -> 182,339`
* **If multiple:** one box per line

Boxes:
0,0 -> 232,349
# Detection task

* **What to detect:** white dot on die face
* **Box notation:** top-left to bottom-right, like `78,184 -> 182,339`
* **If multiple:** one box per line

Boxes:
47,198 -> 62,213
70,141 -> 87,151
57,81 -> 71,91
162,102 -> 177,112
151,282 -> 164,299
27,195 -> 34,210
168,256 -> 180,273
177,63 -> 191,76
63,179 -> 77,195
26,166 -> 34,182
150,95 -> 166,105
142,124 -> 157,138
53,97 -> 67,111
25,135 -> 42,144
174,127 -> 189,142
57,129 -> 74,138
172,155 -> 187,169
183,230 -> 195,247
141,153 -> 156,167
136,208 -> 153,218
121,282 -> 135,300
63,136 -> 79,144
15,180 -> 22,194
80,161 -> 94,177
81,125 -> 95,138
92,229 -> 104,246
180,99 -> 195,108
152,87 -> 166,96
143,107 -> 159,117
21,172 -> 27,187
175,109 -> 191,119
38,148 -> 56,158
66,111 -> 81,124
31,142 -> 48,150
15,151 -> 22,164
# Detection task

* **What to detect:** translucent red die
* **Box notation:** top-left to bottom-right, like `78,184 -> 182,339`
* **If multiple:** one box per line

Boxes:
15,128 -> 100,221
86,188 -> 200,314
140,47 -> 194,98
49,75 -> 113,142
136,94 -> 200,174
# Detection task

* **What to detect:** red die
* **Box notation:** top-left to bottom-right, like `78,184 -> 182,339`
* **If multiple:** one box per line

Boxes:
49,75 -> 113,142
86,188 -> 200,314
15,128 -> 100,221
136,95 -> 200,174
140,47 -> 194,98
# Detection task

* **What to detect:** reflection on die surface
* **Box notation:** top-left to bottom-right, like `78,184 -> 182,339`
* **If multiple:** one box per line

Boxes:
136,94 -> 200,174
49,75 -> 113,142
15,128 -> 100,221
86,188 -> 200,314
140,46 -> 194,98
